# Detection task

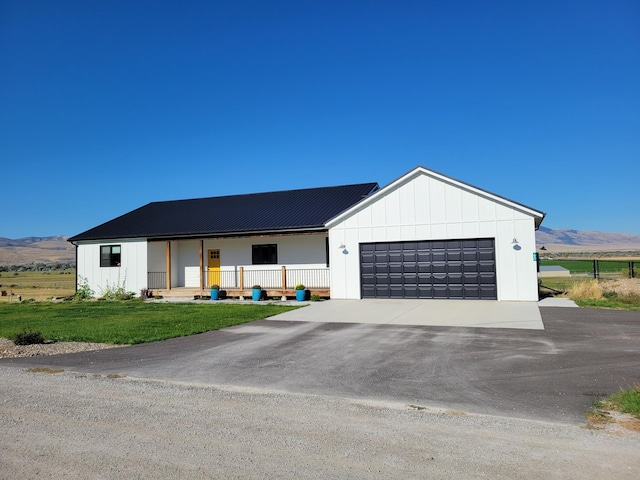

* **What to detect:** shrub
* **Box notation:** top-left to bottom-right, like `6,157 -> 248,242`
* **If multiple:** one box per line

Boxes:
310,294 -> 322,301
12,328 -> 45,345
100,271 -> 136,301
568,279 -> 603,300
295,284 -> 305,290
74,276 -> 94,300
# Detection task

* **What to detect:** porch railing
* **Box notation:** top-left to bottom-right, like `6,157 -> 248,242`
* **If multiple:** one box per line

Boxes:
148,267 -> 330,290
148,272 -> 167,289
205,267 -> 330,290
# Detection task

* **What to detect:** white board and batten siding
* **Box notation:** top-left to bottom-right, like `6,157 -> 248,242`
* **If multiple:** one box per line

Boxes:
327,168 -> 543,301
76,239 -> 148,296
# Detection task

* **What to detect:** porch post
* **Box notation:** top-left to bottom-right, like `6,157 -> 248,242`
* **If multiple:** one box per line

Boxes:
281,266 -> 286,290
166,241 -> 171,290
239,267 -> 244,290
199,240 -> 204,290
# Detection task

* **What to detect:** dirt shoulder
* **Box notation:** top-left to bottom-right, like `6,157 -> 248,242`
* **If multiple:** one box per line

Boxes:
0,338 -> 124,359
1,367 -> 639,479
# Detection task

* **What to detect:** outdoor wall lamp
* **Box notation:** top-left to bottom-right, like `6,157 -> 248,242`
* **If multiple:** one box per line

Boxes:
512,237 -> 521,251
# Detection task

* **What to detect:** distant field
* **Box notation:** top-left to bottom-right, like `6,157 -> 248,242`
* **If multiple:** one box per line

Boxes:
540,259 -> 637,274
0,271 -> 75,301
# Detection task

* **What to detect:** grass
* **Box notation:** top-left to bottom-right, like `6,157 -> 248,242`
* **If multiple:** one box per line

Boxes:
540,259 -> 636,274
539,277 -> 640,310
0,270 -> 75,301
587,386 -> 640,429
574,297 -> 640,311
602,386 -> 640,418
0,301 -> 300,344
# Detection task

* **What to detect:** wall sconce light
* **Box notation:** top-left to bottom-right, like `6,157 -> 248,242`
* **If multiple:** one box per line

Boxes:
338,243 -> 345,249
511,237 -> 521,251
511,237 -> 519,245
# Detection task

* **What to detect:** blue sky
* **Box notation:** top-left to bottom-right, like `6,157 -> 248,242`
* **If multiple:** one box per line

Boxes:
1,0 -> 639,238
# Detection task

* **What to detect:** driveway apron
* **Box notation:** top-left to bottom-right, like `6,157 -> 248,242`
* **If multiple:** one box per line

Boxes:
269,299 -> 545,329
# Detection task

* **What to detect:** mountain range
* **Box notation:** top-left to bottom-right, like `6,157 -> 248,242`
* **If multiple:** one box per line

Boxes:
535,227 -> 640,253
0,236 -> 75,266
0,228 -> 639,266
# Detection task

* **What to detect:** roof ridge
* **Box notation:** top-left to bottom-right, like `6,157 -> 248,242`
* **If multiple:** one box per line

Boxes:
149,181 -> 379,205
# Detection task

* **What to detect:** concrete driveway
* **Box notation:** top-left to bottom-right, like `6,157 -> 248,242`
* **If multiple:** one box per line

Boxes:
2,305 -> 638,425
269,299 -> 545,329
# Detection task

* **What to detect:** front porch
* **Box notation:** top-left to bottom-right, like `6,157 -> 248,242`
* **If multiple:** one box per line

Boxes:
148,266 -> 331,299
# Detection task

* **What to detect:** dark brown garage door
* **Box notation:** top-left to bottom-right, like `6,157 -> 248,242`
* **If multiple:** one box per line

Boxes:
360,239 -> 497,300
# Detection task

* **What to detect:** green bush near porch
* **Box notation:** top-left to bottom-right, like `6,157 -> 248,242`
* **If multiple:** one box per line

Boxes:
0,302 -> 300,345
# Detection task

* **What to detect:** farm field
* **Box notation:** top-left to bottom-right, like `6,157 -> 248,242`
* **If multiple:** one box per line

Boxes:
540,258 -> 640,282
0,271 -> 75,302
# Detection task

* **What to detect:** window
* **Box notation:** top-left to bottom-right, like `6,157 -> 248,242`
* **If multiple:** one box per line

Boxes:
252,244 -> 277,265
100,245 -> 121,267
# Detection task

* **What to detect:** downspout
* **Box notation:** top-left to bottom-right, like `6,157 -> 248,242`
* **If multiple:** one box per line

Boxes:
70,240 -> 78,293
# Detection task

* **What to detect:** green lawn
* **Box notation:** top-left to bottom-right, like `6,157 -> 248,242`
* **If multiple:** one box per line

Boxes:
0,301 -> 300,344
540,259 -> 632,274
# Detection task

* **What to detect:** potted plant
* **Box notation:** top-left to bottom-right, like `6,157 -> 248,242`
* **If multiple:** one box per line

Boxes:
295,284 -> 306,302
210,285 -> 220,301
252,285 -> 262,301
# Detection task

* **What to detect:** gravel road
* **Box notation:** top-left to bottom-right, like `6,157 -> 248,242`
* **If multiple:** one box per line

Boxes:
1,367 -> 638,479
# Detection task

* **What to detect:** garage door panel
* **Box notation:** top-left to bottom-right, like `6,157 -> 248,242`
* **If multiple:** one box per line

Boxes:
448,273 -> 463,284
448,286 -> 464,298
403,263 -> 417,274
417,252 -> 431,262
432,252 -> 446,262
389,264 -> 403,274
432,287 -> 449,298
447,263 -> 463,274
432,274 -> 447,284
360,239 -> 496,300
403,273 -> 417,284
478,251 -> 495,261
479,263 -> 495,273
432,263 -> 447,274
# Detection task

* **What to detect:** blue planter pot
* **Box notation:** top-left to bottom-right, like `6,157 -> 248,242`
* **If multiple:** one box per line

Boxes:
252,288 -> 261,301
210,288 -> 219,301
296,289 -> 306,302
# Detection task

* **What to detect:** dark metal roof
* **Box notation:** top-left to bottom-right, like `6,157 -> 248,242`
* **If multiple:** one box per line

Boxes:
69,182 -> 379,242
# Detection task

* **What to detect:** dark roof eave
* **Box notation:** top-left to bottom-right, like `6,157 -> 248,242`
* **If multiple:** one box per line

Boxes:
69,225 -> 328,243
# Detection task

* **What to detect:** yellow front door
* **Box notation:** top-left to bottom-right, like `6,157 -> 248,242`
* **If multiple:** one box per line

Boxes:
207,249 -> 221,287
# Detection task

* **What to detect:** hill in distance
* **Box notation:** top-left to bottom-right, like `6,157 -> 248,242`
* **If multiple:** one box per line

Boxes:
0,228 -> 639,266
0,236 -> 75,266
536,227 -> 640,253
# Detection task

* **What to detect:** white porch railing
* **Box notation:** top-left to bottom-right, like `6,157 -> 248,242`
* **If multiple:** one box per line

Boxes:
205,267 -> 330,290
149,267 -> 330,290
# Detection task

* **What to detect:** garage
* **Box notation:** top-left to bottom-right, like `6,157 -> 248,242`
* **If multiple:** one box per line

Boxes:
328,166 -> 545,302
360,239 -> 497,299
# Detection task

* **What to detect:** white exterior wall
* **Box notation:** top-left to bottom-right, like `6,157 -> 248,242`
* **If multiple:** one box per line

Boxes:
77,234 -> 329,293
143,234 -> 328,289
76,239 -> 148,297
328,173 -> 540,301
201,234 -> 327,268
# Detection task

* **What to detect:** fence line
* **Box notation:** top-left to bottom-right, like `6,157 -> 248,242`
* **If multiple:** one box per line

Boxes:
540,259 -> 639,279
